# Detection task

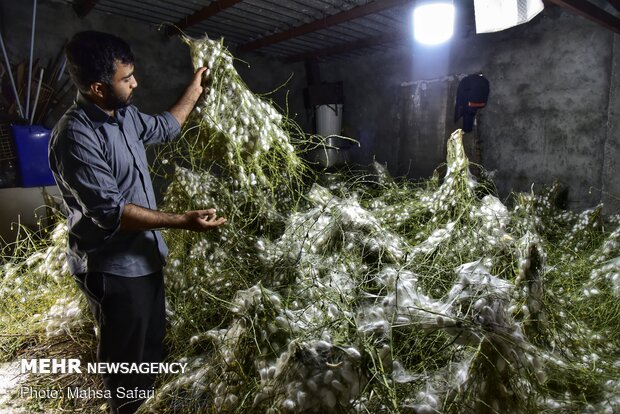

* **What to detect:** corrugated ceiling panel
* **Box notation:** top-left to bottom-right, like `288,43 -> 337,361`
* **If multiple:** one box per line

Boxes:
378,6 -> 411,22
98,2 -> 173,25
217,8 -> 290,32
280,0 -> 329,16
189,25 -> 248,44
62,0 -> 414,62
207,12 -> 275,33
117,0 -> 191,19
307,0 -> 353,13
334,19 -> 387,36
261,42 -> 310,55
242,0 -> 314,24
312,26 -> 368,41
95,4 -> 167,26
269,36 -> 329,52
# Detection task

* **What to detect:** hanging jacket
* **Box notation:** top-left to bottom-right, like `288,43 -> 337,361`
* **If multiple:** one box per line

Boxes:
454,74 -> 489,132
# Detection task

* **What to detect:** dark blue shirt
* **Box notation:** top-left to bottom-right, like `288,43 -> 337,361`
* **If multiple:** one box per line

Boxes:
49,93 -> 180,277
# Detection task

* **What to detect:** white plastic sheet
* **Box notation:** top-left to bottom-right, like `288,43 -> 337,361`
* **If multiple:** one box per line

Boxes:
474,0 -> 544,33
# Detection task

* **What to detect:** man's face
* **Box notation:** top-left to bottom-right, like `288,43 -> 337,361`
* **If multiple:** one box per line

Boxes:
101,60 -> 138,110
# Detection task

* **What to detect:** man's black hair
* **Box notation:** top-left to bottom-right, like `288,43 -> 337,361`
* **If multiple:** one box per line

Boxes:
65,31 -> 135,92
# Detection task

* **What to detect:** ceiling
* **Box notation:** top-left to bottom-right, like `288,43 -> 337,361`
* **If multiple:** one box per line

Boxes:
63,0 -> 620,62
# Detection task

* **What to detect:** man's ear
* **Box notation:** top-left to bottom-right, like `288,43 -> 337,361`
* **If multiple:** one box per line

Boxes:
90,82 -> 106,98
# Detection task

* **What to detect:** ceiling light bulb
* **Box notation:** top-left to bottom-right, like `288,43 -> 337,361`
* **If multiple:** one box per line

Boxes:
413,2 -> 455,45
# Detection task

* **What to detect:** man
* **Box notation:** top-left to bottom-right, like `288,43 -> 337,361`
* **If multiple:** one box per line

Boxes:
49,31 -> 226,413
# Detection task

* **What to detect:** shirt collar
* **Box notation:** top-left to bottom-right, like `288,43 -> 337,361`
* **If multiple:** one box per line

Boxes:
76,92 -> 128,129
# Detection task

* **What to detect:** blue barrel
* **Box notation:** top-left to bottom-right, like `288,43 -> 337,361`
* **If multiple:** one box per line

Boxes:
10,125 -> 56,187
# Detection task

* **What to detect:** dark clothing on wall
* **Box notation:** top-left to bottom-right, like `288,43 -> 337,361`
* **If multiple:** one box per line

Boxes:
49,93 -> 180,277
454,74 -> 489,133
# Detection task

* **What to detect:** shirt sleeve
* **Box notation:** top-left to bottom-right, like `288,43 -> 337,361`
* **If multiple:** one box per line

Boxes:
51,126 -> 126,237
134,109 -> 181,145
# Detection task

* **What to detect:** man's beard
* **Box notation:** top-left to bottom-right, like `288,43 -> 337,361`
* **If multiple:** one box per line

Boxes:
103,86 -> 133,110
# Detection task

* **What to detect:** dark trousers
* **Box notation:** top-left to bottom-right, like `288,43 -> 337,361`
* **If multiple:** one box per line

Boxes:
73,270 -> 165,414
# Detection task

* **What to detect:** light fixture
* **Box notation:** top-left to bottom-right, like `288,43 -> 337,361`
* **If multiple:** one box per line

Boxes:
413,1 -> 455,45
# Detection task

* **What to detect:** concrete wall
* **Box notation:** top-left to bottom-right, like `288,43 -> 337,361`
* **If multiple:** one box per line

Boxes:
321,7 -> 620,212
479,9 -> 613,211
602,34 -> 620,214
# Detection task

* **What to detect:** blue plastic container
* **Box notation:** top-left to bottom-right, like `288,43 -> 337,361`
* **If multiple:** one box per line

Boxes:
10,125 -> 56,187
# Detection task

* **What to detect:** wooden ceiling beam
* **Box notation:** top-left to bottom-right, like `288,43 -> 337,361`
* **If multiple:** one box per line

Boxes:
607,0 -> 620,14
238,0 -> 413,53
546,0 -> 620,34
285,30 -> 406,63
167,0 -> 245,36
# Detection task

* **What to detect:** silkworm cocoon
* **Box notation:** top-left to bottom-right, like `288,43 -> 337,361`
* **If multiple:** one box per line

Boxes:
416,404 -> 434,414
296,391 -> 308,406
426,394 -> 438,407
275,316 -> 288,329
306,379 -> 318,392
324,369 -> 334,384
530,281 -> 542,296
282,399 -> 295,411
377,344 -> 391,363
521,305 -> 530,317
328,303 -> 339,318
481,305 -> 496,321
320,388 -> 337,408
215,381 -> 226,395
474,298 -> 486,311
496,358 -> 506,372
344,347 -> 361,360
331,379 -> 346,393
259,368 -> 268,381
225,394 -> 238,407
396,316 -> 410,324
253,391 -> 268,406
340,363 -> 355,384
214,396 -> 224,408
